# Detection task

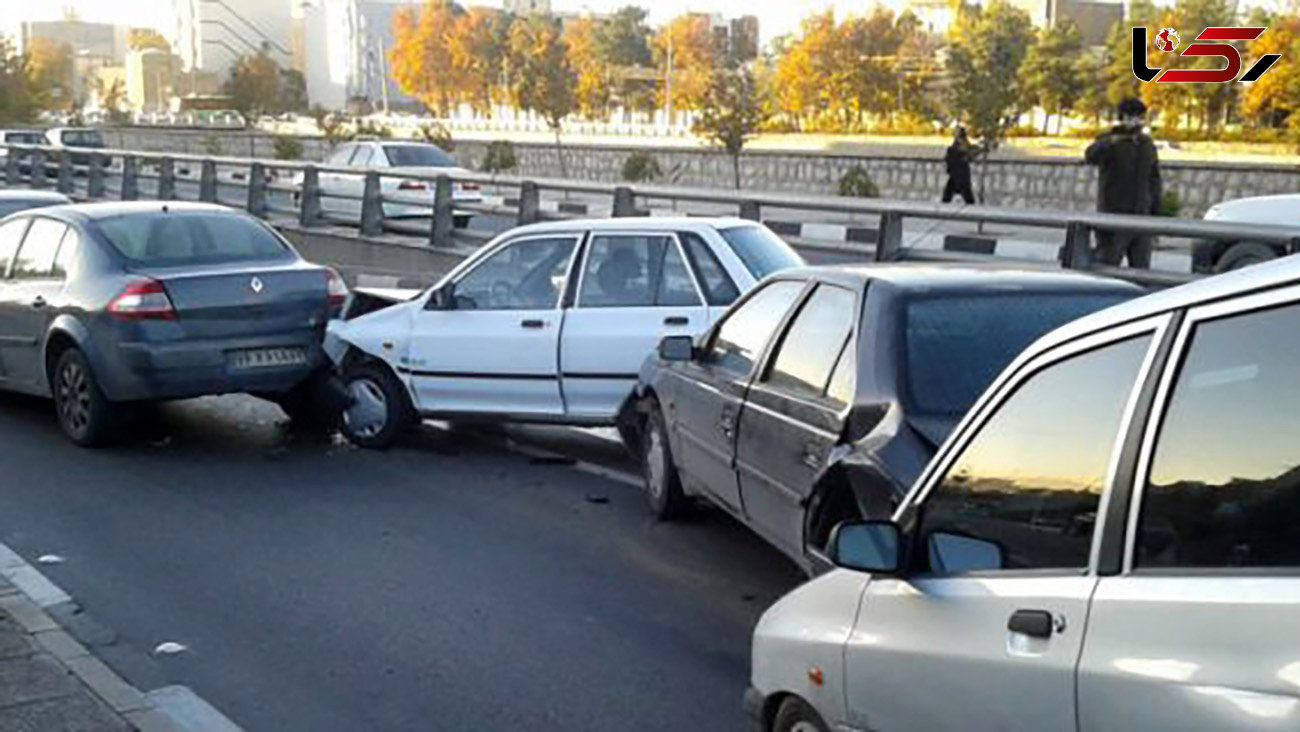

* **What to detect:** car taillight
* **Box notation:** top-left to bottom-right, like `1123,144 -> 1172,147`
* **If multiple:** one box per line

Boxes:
397,180 -> 427,191
459,181 -> 480,191
326,268 -> 348,309
108,278 -> 176,321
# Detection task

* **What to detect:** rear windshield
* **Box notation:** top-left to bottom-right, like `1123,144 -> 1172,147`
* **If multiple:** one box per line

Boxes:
3,132 -> 44,144
61,130 -> 104,147
383,145 -> 455,168
717,225 -> 804,279
904,292 -> 1134,417
96,212 -> 291,266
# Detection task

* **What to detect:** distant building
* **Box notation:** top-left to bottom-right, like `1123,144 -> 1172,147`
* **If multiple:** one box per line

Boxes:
174,0 -> 295,88
127,48 -> 178,111
19,19 -> 123,60
686,12 -> 760,64
907,0 -> 1120,46
503,0 -> 551,16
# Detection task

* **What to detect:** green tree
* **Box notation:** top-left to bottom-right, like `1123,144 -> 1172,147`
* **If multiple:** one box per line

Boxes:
693,67 -> 766,189
1074,50 -> 1110,125
26,37 -> 75,110
96,77 -> 129,124
507,17 -> 576,176
224,49 -> 283,126
1023,20 -> 1084,133
598,6 -> 655,119
0,37 -> 46,123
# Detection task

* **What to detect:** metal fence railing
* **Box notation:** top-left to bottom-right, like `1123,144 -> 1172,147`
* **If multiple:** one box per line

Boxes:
5,142 -> 1300,289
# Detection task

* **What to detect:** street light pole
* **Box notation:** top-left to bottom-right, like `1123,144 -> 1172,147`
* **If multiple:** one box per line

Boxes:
665,32 -> 674,126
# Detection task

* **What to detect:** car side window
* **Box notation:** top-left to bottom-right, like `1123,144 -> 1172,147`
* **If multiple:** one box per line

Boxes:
0,218 -> 29,277
577,234 -> 701,308
453,237 -> 577,311
349,145 -> 373,166
764,284 -> 857,400
52,227 -> 79,279
916,335 -> 1153,574
656,239 -> 701,307
825,338 -> 855,408
1137,302 -> 1300,569
707,280 -> 805,377
11,218 -> 68,280
679,232 -> 739,306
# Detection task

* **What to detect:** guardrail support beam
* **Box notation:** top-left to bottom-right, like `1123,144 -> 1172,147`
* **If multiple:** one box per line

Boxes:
120,155 -> 138,200
739,200 -> 760,221
57,151 -> 73,194
4,149 -> 19,185
431,174 -> 454,247
87,152 -> 105,199
199,160 -> 218,202
360,171 -> 383,236
247,162 -> 267,217
158,156 -> 175,200
875,211 -> 904,261
1060,222 -> 1093,270
612,186 -> 636,217
30,150 -> 46,189
298,165 -> 321,226
518,180 -> 540,225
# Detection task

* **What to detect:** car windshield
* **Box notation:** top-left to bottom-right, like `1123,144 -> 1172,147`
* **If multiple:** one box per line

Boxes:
717,225 -> 804,279
61,130 -> 105,147
3,132 -> 44,144
383,145 -> 456,167
904,291 -> 1134,417
96,212 -> 291,265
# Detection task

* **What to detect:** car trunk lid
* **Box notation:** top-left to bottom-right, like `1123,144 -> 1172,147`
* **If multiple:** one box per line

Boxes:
131,261 -> 329,339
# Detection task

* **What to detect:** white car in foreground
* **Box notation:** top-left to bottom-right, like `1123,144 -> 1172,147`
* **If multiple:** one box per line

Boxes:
299,141 -> 483,228
1196,193 -> 1299,273
747,253 -> 1300,732
324,217 -> 804,447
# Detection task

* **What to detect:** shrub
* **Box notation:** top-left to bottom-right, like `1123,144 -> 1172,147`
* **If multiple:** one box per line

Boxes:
202,135 -> 223,156
1157,189 -> 1181,217
416,121 -> 455,151
621,151 -> 662,182
480,140 -> 518,174
837,165 -> 880,198
352,119 -> 392,139
272,135 -> 303,160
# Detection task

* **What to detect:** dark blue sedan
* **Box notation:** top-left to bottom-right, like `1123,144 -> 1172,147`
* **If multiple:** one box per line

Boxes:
0,202 -> 347,445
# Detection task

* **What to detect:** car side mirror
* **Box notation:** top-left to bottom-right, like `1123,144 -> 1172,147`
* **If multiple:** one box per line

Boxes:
927,531 -> 1004,574
828,520 -> 901,574
658,335 -> 695,362
428,285 -> 455,311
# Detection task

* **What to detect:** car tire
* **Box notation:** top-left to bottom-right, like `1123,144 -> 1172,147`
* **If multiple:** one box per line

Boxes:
453,213 -> 472,229
340,363 -> 415,448
52,348 -> 119,447
1216,241 -> 1278,273
640,401 -> 687,519
772,696 -> 830,732
274,372 -> 344,434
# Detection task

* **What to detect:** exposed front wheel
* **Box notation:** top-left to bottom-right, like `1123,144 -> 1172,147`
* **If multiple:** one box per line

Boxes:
1216,241 -> 1278,273
339,363 -> 415,448
640,402 -> 687,519
772,696 -> 831,732
52,348 -> 119,447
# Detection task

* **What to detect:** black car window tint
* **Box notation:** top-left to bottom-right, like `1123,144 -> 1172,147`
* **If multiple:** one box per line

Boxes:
679,232 -> 739,306
1138,302 -> 1300,569
917,335 -> 1152,574
0,218 -> 29,276
98,213 -> 289,265
11,218 -> 67,279
765,284 -> 857,399
708,280 -> 805,377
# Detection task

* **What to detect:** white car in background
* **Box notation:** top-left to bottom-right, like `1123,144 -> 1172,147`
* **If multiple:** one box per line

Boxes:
324,217 -> 805,447
299,141 -> 483,228
1196,193 -> 1300,273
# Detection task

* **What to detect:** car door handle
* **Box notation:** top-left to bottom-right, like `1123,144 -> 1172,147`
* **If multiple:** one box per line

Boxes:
718,413 -> 736,438
520,319 -> 545,329
30,296 -> 46,309
1007,609 -> 1054,639
663,315 -> 689,326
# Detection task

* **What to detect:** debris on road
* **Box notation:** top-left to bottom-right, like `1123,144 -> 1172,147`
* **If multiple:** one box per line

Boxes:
153,641 -> 188,656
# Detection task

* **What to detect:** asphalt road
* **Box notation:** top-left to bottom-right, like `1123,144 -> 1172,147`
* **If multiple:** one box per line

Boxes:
0,393 -> 803,731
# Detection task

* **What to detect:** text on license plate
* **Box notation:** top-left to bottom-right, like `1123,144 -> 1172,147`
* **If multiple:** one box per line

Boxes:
227,347 -> 308,369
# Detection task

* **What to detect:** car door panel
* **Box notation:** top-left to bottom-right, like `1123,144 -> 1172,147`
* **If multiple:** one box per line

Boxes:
0,217 -> 31,384
0,218 -> 67,388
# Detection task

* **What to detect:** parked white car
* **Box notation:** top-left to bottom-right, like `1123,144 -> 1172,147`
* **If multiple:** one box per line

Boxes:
747,252 -> 1300,732
1196,193 -> 1300,273
299,141 -> 483,228
324,217 -> 805,447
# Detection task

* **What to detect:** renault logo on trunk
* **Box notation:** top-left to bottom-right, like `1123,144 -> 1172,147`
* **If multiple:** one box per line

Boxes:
250,276 -> 264,294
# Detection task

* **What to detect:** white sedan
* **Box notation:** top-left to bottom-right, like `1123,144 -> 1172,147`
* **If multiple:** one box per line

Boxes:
1196,193 -> 1299,273
324,217 -> 805,447
302,140 -> 483,227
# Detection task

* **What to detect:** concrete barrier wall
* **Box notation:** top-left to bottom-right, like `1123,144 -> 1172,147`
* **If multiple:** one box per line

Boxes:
103,127 -> 1300,218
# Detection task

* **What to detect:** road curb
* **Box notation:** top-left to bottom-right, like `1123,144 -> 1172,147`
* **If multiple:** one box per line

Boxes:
0,541 -> 243,732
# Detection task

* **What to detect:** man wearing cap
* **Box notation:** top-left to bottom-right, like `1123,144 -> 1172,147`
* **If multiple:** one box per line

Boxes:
1084,97 -> 1163,268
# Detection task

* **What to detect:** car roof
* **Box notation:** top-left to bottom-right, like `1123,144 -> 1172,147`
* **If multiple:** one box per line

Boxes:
0,190 -> 72,203
17,201 -> 242,222
503,216 -> 761,236
768,262 -> 1142,295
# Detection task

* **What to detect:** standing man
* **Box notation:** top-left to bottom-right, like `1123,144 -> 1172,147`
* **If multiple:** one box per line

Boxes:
1085,97 -> 1162,268
942,126 -> 976,204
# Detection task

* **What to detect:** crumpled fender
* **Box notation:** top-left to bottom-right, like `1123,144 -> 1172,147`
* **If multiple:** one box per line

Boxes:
324,301 -> 415,371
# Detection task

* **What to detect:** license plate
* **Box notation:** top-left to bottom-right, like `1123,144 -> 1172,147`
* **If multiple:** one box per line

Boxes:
227,347 -> 308,370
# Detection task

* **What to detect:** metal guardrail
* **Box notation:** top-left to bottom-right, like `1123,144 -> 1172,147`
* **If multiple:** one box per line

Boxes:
5,142 -> 1300,288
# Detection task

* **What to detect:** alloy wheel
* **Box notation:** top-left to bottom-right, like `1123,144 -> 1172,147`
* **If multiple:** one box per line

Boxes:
56,360 -> 91,436
343,378 -> 388,439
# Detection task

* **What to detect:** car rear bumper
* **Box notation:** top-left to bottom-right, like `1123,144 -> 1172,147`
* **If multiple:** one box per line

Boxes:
100,332 -> 326,402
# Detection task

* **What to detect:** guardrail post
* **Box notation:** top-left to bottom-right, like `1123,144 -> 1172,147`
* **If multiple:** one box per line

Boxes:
120,155 -> 138,200
431,174 -> 454,247
30,149 -> 46,189
739,200 -> 760,221
875,211 -> 904,261
612,186 -> 636,217
359,170 -> 383,236
4,148 -> 18,185
87,152 -> 105,199
158,156 -> 175,200
299,165 -> 321,226
246,162 -> 267,217
1060,222 -> 1093,270
57,151 -> 73,194
199,159 -> 217,202
518,180 -> 540,225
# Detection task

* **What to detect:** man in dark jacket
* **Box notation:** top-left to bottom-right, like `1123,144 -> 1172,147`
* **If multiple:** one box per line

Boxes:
1085,97 -> 1162,268
942,126 -> 976,204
